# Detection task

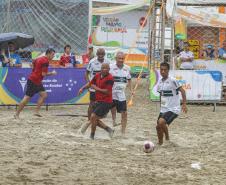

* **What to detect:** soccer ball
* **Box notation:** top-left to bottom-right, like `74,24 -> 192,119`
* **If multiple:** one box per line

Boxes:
143,141 -> 155,153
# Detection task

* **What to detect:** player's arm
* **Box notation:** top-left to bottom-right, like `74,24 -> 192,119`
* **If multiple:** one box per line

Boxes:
85,70 -> 90,82
127,79 -> 133,95
91,79 -> 114,95
42,63 -> 57,76
78,82 -> 91,95
178,87 -> 187,113
42,70 -> 57,76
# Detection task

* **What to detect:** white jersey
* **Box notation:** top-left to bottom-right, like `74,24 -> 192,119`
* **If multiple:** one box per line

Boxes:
86,57 -> 110,92
110,63 -> 131,101
179,51 -> 194,69
157,76 -> 181,114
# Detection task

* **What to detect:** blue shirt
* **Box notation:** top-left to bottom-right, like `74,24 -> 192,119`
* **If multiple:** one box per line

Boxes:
6,53 -> 21,65
218,48 -> 226,58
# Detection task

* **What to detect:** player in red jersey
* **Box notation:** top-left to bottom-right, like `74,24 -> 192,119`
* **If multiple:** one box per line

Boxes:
79,63 -> 114,139
14,48 -> 57,119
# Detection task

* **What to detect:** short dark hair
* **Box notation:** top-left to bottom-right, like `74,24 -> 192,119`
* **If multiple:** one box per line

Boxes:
64,44 -> 71,51
45,48 -> 55,55
8,41 -> 15,45
160,62 -> 170,70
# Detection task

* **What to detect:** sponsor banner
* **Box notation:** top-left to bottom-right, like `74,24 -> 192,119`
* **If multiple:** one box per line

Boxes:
150,69 -> 222,101
193,59 -> 226,85
0,68 -> 89,105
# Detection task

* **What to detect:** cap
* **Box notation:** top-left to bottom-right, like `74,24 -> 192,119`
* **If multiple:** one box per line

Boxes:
207,44 -> 213,49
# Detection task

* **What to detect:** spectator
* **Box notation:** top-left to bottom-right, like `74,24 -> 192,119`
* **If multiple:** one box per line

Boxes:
178,42 -> 194,70
5,42 -> 22,67
203,44 -> 215,60
87,44 -> 95,61
0,49 -> 8,67
218,40 -> 226,60
60,44 -> 77,67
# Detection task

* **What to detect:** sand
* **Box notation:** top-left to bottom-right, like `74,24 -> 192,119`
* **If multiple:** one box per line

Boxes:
0,79 -> 226,185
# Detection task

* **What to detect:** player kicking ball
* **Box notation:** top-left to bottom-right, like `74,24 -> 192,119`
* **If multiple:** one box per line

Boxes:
156,62 -> 187,145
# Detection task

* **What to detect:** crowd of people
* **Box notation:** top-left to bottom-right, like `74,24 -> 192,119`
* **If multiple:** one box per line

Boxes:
176,40 -> 226,70
0,42 -> 95,68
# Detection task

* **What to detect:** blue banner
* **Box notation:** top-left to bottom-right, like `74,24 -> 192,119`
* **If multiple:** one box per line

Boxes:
0,68 -> 89,105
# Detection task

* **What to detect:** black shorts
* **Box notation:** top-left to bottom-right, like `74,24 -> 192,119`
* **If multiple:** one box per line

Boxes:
25,79 -> 45,97
158,111 -> 178,125
92,102 -> 112,118
89,91 -> 96,101
112,100 -> 127,113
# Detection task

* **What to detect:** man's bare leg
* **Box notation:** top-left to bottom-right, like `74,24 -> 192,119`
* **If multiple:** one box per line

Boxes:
88,100 -> 95,120
156,119 -> 165,145
111,107 -> 117,126
34,91 -> 47,116
121,111 -> 127,136
163,123 -> 169,141
82,101 -> 95,134
15,96 -> 31,119
90,113 -> 114,139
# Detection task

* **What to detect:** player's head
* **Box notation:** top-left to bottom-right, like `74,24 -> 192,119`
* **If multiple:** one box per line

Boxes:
115,51 -> 125,67
8,42 -> 16,52
96,48 -> 105,62
64,44 -> 71,54
160,62 -> 170,79
45,48 -> 55,60
101,63 -> 110,76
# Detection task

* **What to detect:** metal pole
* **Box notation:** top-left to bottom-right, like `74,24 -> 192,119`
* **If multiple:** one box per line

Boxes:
160,0 -> 166,63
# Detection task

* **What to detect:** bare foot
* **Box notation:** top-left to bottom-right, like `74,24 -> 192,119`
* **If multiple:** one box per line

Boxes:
34,113 -> 42,117
14,114 -> 19,119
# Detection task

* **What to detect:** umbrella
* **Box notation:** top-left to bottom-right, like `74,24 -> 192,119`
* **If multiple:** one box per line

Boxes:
0,32 -> 34,50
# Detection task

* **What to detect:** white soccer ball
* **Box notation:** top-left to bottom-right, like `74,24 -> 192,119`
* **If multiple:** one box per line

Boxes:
143,141 -> 155,153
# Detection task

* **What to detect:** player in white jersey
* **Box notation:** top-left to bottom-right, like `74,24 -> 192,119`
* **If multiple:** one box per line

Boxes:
110,52 -> 133,136
156,62 -> 187,145
81,48 -> 110,133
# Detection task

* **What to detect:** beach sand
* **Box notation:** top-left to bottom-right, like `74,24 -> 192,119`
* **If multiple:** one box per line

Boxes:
0,79 -> 226,185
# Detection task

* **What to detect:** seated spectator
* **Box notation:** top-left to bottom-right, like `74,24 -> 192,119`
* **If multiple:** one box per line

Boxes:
60,44 -> 77,67
0,49 -> 11,67
5,42 -> 22,67
203,44 -> 215,60
178,42 -> 194,70
218,40 -> 226,60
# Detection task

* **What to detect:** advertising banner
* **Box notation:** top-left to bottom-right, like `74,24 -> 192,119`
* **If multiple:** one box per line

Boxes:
150,69 -> 222,101
0,68 -> 89,105
193,60 -> 226,85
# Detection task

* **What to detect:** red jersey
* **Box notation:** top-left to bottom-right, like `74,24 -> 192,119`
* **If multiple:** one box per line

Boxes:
60,53 -> 70,66
29,56 -> 49,85
91,73 -> 114,103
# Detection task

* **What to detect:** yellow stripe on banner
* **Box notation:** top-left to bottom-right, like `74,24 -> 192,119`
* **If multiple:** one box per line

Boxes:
0,85 -> 17,104
76,91 -> 90,104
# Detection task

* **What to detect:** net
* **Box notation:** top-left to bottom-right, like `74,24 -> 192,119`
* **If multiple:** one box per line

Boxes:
0,0 -> 90,54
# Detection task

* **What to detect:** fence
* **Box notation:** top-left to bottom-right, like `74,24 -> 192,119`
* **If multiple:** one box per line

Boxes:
0,0 -> 90,54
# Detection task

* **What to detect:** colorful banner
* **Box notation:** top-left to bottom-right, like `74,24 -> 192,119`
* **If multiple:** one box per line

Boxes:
150,70 -> 222,101
93,0 -> 150,5
92,1 -> 150,15
0,68 -> 89,105
176,7 -> 226,28
193,59 -> 226,85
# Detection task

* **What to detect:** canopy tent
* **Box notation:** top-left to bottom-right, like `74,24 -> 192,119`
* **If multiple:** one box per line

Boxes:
166,0 -> 226,28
